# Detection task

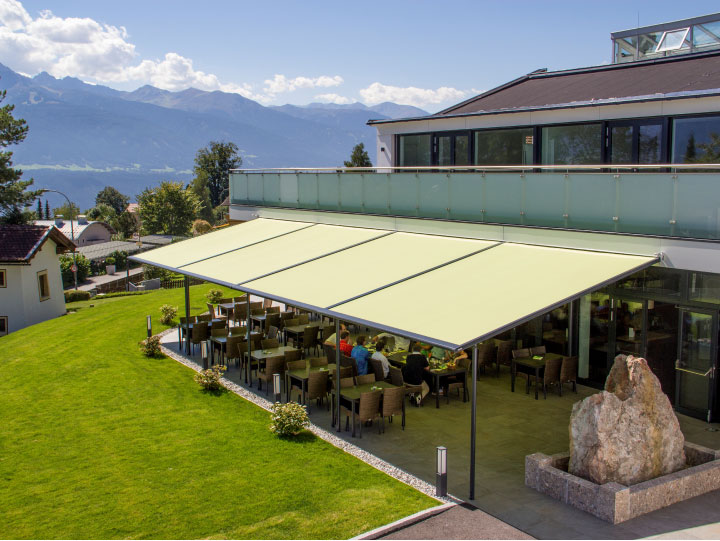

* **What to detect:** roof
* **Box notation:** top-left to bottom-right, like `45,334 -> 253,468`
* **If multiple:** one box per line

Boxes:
220,196 -> 230,207
0,224 -> 75,263
126,203 -> 139,213
34,219 -> 115,239
139,234 -> 187,246
76,241 -> 144,261
368,51 -> 720,124
130,218 -> 656,349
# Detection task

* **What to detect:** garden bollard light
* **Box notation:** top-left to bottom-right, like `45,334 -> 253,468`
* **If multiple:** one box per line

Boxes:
200,341 -> 208,370
146,315 -> 152,338
436,446 -> 447,497
273,373 -> 281,403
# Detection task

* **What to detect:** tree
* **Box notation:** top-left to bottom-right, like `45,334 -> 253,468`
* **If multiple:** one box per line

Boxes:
53,202 -> 80,221
137,181 -> 201,236
95,186 -> 130,215
344,142 -> 372,168
44,200 -> 50,219
193,141 -> 241,209
0,89 -> 39,223
36,198 -> 42,220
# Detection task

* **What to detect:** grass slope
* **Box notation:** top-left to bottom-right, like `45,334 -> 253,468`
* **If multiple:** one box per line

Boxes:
0,285 -> 434,539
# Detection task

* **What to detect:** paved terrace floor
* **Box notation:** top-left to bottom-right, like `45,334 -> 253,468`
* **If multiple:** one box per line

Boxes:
163,334 -> 720,540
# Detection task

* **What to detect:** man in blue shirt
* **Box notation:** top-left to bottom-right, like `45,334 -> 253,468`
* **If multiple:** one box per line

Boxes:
351,335 -> 372,376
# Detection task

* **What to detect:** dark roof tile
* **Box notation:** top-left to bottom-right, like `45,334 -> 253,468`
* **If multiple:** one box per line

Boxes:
0,224 -> 74,263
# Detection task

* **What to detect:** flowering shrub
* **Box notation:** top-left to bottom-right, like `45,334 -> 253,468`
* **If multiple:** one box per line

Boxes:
139,336 -> 162,357
159,304 -> 178,325
206,289 -> 223,303
194,364 -> 226,391
269,402 -> 309,437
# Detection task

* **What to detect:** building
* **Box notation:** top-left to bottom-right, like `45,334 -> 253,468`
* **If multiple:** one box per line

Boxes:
34,215 -> 115,247
0,224 -> 75,335
221,13 -> 720,424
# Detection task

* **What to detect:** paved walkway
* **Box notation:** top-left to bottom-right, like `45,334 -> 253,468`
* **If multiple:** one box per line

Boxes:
68,267 -> 144,292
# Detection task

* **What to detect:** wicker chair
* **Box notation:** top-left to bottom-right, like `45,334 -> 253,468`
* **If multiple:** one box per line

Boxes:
260,338 -> 279,350
237,341 -> 249,375
495,340 -> 512,375
283,349 -> 302,364
369,358 -> 385,382
225,335 -> 244,367
286,359 -> 306,371
262,298 -> 273,309
285,318 -> 299,328
266,306 -> 280,314
354,390 -> 382,438
341,353 -> 358,377
258,355 -> 285,395
324,344 -> 337,364
321,326 -> 334,343
560,356 -> 578,394
389,367 -> 423,406
530,345 -> 547,356
446,357 -> 469,403
179,315 -> 196,348
265,313 -> 281,333
211,319 -> 227,331
336,376 -> 355,429
381,386 -> 405,432
301,326 -> 319,357
229,326 -> 246,336
190,321 -> 208,355
297,314 -> 310,325
233,295 -> 246,303
542,356 -> 563,399
196,314 -> 211,322
206,303 -> 226,321
218,297 -> 232,304
310,358 -> 328,367
249,301 -> 263,311
304,370 -> 329,412
266,325 -> 279,340
477,342 -> 497,377
356,374 -> 376,385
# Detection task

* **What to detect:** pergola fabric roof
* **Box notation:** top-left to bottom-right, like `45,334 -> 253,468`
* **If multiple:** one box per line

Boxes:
133,218 -> 311,269
131,218 -> 657,348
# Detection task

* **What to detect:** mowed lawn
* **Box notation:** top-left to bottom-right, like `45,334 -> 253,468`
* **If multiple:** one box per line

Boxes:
0,285 -> 435,539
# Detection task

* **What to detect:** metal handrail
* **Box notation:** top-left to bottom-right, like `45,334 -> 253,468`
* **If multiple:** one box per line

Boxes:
231,163 -> 720,174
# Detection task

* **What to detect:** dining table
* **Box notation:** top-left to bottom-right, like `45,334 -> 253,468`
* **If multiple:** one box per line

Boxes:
216,302 -> 235,318
285,364 -> 336,405
511,352 -> 567,400
247,345 -> 299,387
283,322 -> 328,346
209,331 -> 261,366
334,381 -> 398,437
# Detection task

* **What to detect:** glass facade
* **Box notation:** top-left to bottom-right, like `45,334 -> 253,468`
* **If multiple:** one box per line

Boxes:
474,128 -> 533,166
541,124 -> 602,165
398,134 -> 431,166
672,116 -> 720,163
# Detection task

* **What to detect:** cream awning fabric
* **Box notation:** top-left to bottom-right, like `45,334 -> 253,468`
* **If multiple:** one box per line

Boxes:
131,218 -> 657,348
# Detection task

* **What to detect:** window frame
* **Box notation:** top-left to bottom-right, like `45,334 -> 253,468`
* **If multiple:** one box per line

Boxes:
0,269 -> 5,288
0,316 -> 7,336
37,270 -> 50,302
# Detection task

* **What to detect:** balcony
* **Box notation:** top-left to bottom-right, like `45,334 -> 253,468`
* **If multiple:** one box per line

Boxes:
229,165 -> 720,240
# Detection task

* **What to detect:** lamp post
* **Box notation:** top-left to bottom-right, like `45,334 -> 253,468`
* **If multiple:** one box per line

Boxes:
436,446 -> 448,497
273,373 -> 281,403
146,315 -> 152,338
200,340 -> 209,370
40,189 -> 77,290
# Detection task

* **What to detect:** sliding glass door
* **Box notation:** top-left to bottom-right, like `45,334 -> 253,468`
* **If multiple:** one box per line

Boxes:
433,132 -> 470,166
608,120 -> 664,165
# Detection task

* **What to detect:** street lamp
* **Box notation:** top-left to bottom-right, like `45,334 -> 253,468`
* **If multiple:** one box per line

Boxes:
40,189 -> 77,290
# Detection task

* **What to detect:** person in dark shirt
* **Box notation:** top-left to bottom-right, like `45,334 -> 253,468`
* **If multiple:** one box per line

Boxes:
403,343 -> 430,405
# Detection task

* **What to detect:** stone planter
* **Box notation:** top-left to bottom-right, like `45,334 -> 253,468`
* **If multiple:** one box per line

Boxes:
105,264 -> 116,275
526,442 -> 720,523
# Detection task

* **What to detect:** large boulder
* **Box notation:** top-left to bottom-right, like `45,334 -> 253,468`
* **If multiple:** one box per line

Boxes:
568,355 -> 686,485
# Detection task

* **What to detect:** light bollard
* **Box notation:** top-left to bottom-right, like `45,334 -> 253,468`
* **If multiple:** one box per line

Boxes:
146,315 -> 152,338
436,446 -> 448,497
273,373 -> 281,403
200,340 -> 209,370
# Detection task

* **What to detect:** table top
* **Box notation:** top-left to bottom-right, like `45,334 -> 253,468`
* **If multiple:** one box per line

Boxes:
210,331 -> 261,344
250,346 -> 298,360
513,352 -> 566,369
340,381 -> 397,401
218,302 -> 236,310
286,365 -> 336,380
429,366 -> 467,377
284,322 -> 326,334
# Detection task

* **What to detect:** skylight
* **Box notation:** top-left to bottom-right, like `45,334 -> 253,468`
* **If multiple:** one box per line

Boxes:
655,28 -> 690,52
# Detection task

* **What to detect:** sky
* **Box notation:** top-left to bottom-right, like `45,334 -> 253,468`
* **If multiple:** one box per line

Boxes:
1,0 -> 719,112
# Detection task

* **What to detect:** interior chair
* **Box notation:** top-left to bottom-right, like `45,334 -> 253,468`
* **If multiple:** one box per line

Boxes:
542,356 -> 563,399
261,338 -> 279,350
353,391 -> 382,438
190,322 -> 208,356
258,355 -> 285,395
356,374 -> 376,385
381,386 -> 405,432
389,366 -> 423,406
530,345 -> 547,356
369,358 -> 385,382
446,357 -> 469,403
560,356 -> 578,393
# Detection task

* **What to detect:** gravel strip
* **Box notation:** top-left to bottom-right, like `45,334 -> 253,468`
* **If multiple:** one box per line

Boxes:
158,332 -> 455,504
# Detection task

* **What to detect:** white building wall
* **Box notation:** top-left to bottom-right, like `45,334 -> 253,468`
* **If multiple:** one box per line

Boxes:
1,264 -> 27,333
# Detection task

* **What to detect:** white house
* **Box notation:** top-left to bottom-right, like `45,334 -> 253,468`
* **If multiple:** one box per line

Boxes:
34,215 -> 115,247
0,224 -> 75,335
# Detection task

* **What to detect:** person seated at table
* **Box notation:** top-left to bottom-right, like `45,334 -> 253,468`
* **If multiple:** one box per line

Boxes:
339,330 -> 353,356
324,323 -> 348,348
403,343 -> 430,406
371,338 -> 391,378
371,332 -> 409,351
351,335 -> 372,376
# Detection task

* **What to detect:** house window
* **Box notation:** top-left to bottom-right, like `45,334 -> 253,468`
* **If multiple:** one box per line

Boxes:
541,123 -> 602,165
0,269 -> 5,288
398,134 -> 431,166
672,116 -> 720,163
37,270 -> 50,301
0,316 -> 7,336
655,28 -> 690,53
474,127 -> 534,166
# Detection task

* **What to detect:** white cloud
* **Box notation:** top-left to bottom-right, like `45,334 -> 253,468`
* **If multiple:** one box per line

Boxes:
263,74 -> 343,95
359,82 -> 466,107
314,93 -> 353,105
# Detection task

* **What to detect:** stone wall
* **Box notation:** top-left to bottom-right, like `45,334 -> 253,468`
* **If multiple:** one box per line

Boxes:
526,443 -> 720,523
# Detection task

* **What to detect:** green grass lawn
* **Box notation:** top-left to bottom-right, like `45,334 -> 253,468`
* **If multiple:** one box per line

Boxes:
0,285 -> 435,539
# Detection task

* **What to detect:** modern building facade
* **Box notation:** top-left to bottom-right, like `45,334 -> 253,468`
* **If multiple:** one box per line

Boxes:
0,225 -> 75,335
223,14 -> 720,423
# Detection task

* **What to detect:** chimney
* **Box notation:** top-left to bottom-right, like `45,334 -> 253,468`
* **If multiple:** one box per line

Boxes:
77,215 -> 88,225
54,215 -> 64,227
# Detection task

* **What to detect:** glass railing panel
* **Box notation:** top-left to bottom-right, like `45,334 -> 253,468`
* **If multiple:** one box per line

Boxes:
418,173 -> 449,219
247,174 -> 265,204
317,173 -> 340,210
618,173 -> 673,236
566,174 -> 616,232
262,173 -> 281,206
229,173 -> 248,204
298,173 -> 319,209
483,173 -> 522,225
448,173 -> 483,221
339,173 -> 363,212
389,173 -> 419,217
279,173 -> 299,207
675,173 -> 720,239
363,173 -> 391,214
524,173 -> 566,227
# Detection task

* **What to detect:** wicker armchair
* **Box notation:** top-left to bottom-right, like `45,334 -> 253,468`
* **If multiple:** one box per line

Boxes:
369,358 -> 385,382
389,367 -> 423,406
225,335 -> 244,367
286,359 -> 306,371
261,338 -> 279,350
179,315 -> 196,348
356,374 -> 375,385
477,342 -> 497,377
301,326 -> 319,357
266,325 -> 279,340
530,345 -> 547,356
354,390 -> 382,438
303,370 -> 329,412
310,358 -> 328,367
341,353 -> 358,377
283,349 -> 302,364
560,356 -> 578,394
542,356 -> 563,399
297,314 -> 310,325
258,355 -> 285,395
381,386 -> 405,432
190,321 -> 208,355
446,357 -> 469,403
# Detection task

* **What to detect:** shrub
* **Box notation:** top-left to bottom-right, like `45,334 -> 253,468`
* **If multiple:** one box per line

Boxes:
159,304 -> 178,325
139,336 -> 162,357
143,264 -> 173,281
192,219 -> 212,236
64,290 -> 91,303
269,402 -> 309,437
105,256 -> 116,266
59,253 -> 91,287
108,250 -> 128,270
194,364 -> 226,391
206,289 -> 223,303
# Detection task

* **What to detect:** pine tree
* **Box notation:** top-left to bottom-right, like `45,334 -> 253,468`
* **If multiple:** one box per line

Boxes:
44,200 -> 50,219
36,198 -> 42,220
343,143 -> 372,168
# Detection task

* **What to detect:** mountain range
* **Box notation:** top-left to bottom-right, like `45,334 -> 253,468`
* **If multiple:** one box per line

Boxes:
0,63 -> 428,208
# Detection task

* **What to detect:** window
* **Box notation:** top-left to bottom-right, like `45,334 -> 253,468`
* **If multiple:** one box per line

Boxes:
541,124 -> 602,165
474,127 -> 533,166
37,270 -> 50,301
0,269 -> 5,288
655,28 -> 690,53
0,316 -> 6,336
672,116 -> 720,163
398,134 -> 431,166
